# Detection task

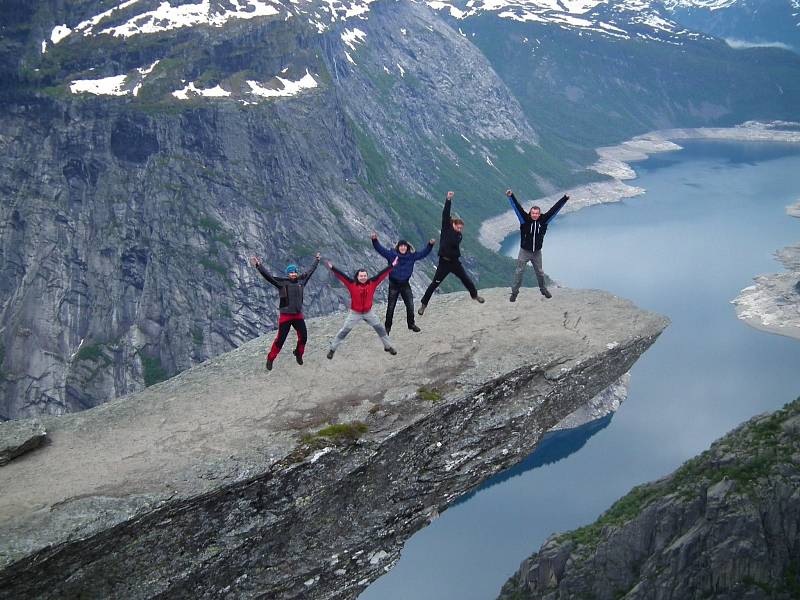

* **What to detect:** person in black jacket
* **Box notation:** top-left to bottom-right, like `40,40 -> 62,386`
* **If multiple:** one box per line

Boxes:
418,191 -> 485,315
506,189 -> 569,301
250,252 -> 320,371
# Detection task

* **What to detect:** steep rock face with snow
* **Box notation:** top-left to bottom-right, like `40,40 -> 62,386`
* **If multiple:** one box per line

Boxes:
427,0 -> 800,149
2,0 -> 800,419
0,0 -> 548,419
663,0 -> 800,52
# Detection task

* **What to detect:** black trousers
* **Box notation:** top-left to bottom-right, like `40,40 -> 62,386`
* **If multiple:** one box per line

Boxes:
421,258 -> 478,305
385,280 -> 415,332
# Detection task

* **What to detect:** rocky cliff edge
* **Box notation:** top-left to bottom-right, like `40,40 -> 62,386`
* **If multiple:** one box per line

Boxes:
0,287 -> 667,599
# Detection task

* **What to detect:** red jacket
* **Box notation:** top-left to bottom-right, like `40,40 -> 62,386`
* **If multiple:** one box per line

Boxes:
331,265 -> 392,313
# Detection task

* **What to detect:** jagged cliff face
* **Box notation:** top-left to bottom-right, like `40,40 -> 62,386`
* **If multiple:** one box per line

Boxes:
2,0 -> 800,419
498,398 -> 800,600
0,0 -> 545,419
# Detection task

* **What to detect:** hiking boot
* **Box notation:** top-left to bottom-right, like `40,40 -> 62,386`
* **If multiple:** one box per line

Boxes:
384,347 -> 398,355
326,350 -> 335,360
474,295 -> 485,303
540,287 -> 552,299
265,359 -> 274,371
409,324 -> 421,332
293,349 -> 303,365
510,291 -> 518,302
417,304 -> 426,316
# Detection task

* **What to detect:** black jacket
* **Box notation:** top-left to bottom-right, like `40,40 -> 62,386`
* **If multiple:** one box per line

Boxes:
509,193 -> 568,252
438,197 -> 463,260
256,259 -> 319,314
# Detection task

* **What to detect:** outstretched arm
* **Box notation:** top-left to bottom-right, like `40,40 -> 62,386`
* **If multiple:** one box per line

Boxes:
300,252 -> 321,281
442,191 -> 454,229
326,261 -> 353,285
370,257 -> 398,285
370,265 -> 393,285
542,194 -> 569,223
371,234 -> 395,262
506,190 -> 527,224
251,256 -> 280,287
412,239 -> 435,260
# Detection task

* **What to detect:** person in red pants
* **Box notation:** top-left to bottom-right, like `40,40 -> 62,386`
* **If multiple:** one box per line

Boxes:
250,252 -> 320,371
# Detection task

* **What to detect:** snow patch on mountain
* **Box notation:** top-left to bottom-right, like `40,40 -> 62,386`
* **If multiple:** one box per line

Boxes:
70,74 -> 129,96
48,0 -> 377,45
172,82 -> 231,99
341,27 -> 367,50
246,70 -> 318,97
50,24 -> 72,43
725,38 -> 793,51
69,60 -> 161,96
425,0 -> 704,42
661,0 -> 738,9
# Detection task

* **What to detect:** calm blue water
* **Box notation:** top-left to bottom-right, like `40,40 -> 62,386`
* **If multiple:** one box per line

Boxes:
360,141 -> 800,600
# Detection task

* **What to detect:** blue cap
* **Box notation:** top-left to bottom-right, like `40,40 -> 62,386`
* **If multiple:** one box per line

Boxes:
285,264 -> 298,274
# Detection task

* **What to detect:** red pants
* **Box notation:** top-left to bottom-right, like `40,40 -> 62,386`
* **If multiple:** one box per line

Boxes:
268,313 -> 307,361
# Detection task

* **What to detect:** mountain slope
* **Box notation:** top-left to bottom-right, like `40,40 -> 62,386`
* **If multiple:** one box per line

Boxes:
0,0 -> 550,419
664,0 -> 800,52
498,397 -> 800,600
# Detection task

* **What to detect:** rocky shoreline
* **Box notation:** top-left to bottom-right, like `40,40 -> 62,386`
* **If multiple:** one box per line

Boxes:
0,287 -> 666,600
498,397 -> 800,600
732,201 -> 800,342
479,121 -> 800,253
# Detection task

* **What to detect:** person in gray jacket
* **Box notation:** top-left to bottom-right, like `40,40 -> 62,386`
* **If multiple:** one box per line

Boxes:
251,252 -> 320,371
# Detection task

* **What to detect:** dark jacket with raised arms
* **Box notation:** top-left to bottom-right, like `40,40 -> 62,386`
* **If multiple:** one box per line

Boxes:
509,193 -> 568,252
256,259 -> 319,314
438,197 -> 462,260
371,239 -> 433,283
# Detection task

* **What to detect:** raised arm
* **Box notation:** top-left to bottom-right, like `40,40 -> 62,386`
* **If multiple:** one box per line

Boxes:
542,194 -> 569,223
442,191 -> 454,229
300,253 -> 321,282
371,235 -> 395,262
251,257 -> 280,287
326,261 -> 353,285
412,239 -> 435,261
370,265 -> 393,285
506,190 -> 527,224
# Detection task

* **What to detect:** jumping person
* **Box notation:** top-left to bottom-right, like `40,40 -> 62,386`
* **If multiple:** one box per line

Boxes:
326,256 -> 399,359
250,252 -> 320,371
370,232 -> 435,334
418,191 -> 484,315
506,189 -> 569,301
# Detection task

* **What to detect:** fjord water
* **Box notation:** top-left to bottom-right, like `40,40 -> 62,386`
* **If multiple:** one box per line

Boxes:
360,141 -> 800,600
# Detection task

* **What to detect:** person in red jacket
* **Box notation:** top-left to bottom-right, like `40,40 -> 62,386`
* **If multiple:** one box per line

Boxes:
325,257 -> 399,359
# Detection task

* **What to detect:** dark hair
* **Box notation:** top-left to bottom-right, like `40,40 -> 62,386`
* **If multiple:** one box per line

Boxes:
353,269 -> 368,281
530,205 -> 541,212
395,239 -> 414,253
451,218 -> 464,226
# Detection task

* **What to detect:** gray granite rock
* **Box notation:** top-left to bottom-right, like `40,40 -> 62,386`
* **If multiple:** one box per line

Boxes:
0,419 -> 46,466
0,287 -> 667,599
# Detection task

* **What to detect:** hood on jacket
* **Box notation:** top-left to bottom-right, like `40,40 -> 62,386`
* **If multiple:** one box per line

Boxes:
395,239 -> 415,254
